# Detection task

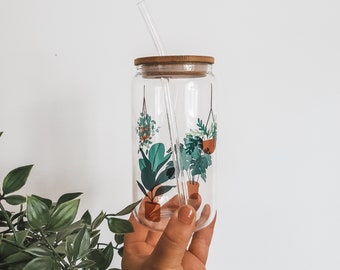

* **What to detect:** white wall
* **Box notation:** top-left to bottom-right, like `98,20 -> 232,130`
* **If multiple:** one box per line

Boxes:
1,0 -> 340,269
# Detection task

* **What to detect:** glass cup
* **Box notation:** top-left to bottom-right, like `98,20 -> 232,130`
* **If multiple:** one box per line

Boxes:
131,55 -> 217,231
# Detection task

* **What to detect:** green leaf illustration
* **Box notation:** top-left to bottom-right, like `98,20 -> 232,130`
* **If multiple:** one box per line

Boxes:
155,185 -> 175,197
155,167 -> 175,186
136,181 -> 148,197
141,166 -> 157,191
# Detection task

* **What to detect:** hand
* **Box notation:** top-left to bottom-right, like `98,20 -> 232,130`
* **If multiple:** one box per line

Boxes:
122,205 -> 216,270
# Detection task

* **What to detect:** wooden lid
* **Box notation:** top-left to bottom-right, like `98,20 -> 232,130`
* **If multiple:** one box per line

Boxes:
134,55 -> 214,66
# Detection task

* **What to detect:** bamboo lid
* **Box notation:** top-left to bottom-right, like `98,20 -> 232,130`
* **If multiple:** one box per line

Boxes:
134,55 -> 214,66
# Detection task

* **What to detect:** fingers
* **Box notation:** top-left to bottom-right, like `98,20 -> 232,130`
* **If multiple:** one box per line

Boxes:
124,214 -> 149,244
162,194 -> 202,211
188,212 -> 217,265
145,205 -> 196,269
195,204 -> 211,229
182,251 -> 206,270
122,214 -> 155,270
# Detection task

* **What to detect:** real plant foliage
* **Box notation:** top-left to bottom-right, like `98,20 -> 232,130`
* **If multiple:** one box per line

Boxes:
0,132 -> 139,270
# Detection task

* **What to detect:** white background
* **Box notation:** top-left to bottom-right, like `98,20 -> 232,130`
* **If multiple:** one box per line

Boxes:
1,0 -> 340,269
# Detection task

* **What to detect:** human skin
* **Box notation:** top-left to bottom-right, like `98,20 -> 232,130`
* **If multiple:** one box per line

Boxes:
122,205 -> 216,270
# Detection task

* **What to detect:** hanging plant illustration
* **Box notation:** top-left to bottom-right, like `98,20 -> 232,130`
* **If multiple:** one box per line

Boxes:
188,118 -> 217,154
188,84 -> 217,154
136,86 -> 159,151
197,118 -> 217,154
136,143 -> 175,222
136,113 -> 159,150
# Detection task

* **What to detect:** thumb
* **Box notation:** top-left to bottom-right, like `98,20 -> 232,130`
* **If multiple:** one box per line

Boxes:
146,205 -> 196,269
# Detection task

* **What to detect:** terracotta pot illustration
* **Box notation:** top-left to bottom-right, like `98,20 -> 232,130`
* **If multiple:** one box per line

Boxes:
145,201 -> 161,222
187,181 -> 200,199
202,138 -> 216,154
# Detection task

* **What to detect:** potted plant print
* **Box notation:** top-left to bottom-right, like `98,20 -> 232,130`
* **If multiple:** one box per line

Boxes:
136,143 -> 175,222
179,134 -> 212,197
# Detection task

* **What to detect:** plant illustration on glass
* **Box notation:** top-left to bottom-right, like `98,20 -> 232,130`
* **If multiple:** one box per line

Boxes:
136,86 -> 159,151
195,118 -> 217,154
179,134 -> 212,196
180,83 -> 217,196
136,143 -> 175,222
190,85 -> 217,154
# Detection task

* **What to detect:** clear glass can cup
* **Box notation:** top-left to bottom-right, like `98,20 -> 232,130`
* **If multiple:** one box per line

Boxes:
131,55 -> 217,231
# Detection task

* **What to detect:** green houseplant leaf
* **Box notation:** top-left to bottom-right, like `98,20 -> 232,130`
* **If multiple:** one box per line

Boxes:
24,246 -> 53,257
11,230 -> 29,246
0,239 -> 22,261
2,251 -> 32,265
31,194 -> 52,209
81,210 -> 92,225
55,220 -> 84,243
91,211 -> 106,230
56,192 -> 82,206
23,256 -> 59,270
47,199 -> 80,232
107,218 -> 133,234
114,199 -> 142,216
2,165 -> 33,195
86,249 -> 107,270
0,134 -> 141,270
102,242 -> 114,269
4,195 -> 26,205
115,234 -> 124,245
75,259 -> 96,268
26,195 -> 50,229
86,242 -> 115,270
72,225 -> 90,260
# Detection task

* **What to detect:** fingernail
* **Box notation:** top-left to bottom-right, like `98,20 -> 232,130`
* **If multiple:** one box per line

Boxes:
178,205 -> 195,225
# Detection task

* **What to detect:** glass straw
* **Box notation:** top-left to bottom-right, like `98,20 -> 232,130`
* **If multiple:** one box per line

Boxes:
136,0 -> 165,55
136,0 -> 189,206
